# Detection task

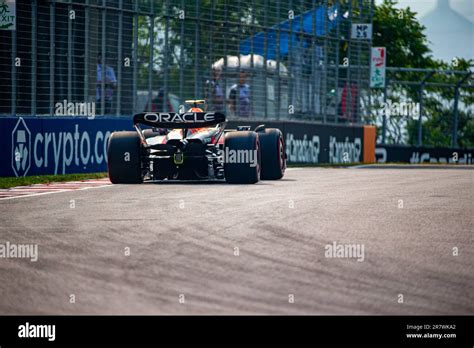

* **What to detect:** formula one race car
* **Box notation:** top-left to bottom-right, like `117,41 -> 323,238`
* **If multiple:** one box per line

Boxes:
107,100 -> 285,184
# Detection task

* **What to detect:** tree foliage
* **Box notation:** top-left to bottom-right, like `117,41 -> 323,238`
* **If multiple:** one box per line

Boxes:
372,0 -> 473,148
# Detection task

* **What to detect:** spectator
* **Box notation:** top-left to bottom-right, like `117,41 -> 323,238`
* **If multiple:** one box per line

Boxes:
147,88 -> 173,112
205,67 -> 224,112
339,81 -> 359,123
96,53 -> 117,114
228,72 -> 251,117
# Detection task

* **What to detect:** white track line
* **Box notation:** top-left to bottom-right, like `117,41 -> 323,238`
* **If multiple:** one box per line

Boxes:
285,167 -> 305,171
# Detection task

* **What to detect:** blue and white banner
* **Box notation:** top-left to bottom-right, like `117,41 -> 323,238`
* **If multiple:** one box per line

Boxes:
1,117 -> 132,177
1,116 -> 369,177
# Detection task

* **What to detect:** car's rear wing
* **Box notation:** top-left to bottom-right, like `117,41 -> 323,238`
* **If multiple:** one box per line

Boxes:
133,112 -> 226,129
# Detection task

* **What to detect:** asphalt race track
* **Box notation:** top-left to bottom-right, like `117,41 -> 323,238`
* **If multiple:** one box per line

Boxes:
0,167 -> 473,314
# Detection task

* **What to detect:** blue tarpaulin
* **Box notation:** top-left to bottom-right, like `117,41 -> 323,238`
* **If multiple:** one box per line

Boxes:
240,6 -> 340,60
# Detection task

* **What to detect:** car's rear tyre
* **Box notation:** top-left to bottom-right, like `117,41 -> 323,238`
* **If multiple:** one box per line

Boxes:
259,128 -> 285,180
107,131 -> 143,184
224,131 -> 260,184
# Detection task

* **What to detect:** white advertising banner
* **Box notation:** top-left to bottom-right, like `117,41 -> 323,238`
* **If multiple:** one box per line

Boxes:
370,47 -> 386,88
351,23 -> 372,40
0,0 -> 16,30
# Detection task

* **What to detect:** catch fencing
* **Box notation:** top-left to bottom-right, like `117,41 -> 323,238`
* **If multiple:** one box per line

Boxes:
0,0 -> 374,123
369,67 -> 473,147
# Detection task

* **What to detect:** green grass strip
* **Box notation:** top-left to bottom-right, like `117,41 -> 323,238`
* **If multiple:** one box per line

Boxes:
0,173 -> 108,189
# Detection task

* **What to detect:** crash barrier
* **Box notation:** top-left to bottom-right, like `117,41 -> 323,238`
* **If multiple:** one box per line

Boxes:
376,145 -> 474,165
1,116 -> 376,177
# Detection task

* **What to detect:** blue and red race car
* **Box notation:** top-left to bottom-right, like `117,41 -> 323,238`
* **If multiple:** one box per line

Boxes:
107,100 -> 285,184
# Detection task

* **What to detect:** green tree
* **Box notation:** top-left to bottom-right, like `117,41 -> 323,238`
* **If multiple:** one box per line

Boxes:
371,0 -> 473,148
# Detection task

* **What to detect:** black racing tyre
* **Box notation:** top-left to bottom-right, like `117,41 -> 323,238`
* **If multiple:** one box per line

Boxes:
258,128 -> 286,180
224,131 -> 260,184
107,131 -> 143,184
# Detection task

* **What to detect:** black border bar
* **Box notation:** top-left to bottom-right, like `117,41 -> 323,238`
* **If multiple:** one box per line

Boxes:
0,315 -> 472,346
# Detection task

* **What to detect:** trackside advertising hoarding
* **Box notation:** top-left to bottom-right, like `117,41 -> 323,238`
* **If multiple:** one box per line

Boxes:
227,120 -> 374,164
1,117 -> 132,177
376,145 -> 474,164
0,117 -> 374,177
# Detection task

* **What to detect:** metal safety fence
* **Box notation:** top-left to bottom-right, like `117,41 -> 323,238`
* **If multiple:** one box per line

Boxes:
0,0 -> 374,122
368,67 -> 473,148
